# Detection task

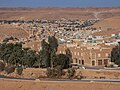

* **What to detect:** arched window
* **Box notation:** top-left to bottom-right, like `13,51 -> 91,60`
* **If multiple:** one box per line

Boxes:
82,60 -> 84,65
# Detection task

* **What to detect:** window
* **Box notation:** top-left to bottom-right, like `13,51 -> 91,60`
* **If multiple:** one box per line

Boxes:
79,60 -> 81,64
75,58 -> 77,63
82,60 -> 84,65
98,60 -> 102,65
92,61 -> 95,66
104,59 -> 108,65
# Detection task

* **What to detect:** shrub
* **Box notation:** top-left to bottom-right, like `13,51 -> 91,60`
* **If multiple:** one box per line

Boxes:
46,67 -> 54,78
4,64 -> 15,74
47,66 -> 62,78
16,66 -> 23,75
67,68 -> 75,79
0,61 -> 5,72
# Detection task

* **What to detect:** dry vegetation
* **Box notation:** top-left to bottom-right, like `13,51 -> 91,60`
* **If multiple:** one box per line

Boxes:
1,68 -> 120,80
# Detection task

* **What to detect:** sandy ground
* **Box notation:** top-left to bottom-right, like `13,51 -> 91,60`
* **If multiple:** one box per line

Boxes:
0,78 -> 120,90
0,68 -> 120,90
77,69 -> 120,79
0,7 -> 120,20
0,24 -> 28,41
92,16 -> 120,36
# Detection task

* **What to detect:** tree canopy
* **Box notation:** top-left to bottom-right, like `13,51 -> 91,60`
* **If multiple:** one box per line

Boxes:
0,42 -> 37,68
0,36 -> 71,70
111,45 -> 120,66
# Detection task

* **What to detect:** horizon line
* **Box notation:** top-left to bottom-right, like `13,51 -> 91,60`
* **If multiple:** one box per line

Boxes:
0,6 -> 120,8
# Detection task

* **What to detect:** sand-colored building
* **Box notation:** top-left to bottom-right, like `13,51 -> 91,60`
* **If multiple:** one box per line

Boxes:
57,44 -> 112,67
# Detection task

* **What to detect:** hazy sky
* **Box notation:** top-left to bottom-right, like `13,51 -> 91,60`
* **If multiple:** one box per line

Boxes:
0,0 -> 120,8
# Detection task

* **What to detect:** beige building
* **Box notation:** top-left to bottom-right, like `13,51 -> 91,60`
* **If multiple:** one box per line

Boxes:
57,44 -> 112,67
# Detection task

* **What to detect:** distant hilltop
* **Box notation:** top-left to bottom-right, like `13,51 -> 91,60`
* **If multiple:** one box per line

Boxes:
0,7 -> 120,20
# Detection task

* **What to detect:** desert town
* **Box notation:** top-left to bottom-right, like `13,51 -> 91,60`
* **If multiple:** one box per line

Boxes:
0,7 -> 120,90
0,18 -> 120,67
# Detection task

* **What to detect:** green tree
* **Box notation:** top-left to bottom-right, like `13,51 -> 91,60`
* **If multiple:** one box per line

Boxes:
3,36 -> 18,43
48,36 -> 58,68
0,43 -> 14,63
65,48 -> 73,66
16,66 -> 23,75
50,50 -> 57,68
111,45 -> 120,66
36,50 -> 50,68
7,43 -> 23,66
23,50 -> 37,67
4,64 -> 15,74
57,54 -> 70,69
38,39 -> 51,67
0,61 -> 5,72
48,36 -> 58,52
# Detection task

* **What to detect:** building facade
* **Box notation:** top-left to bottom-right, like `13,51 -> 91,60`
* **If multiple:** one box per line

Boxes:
57,44 -> 112,67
